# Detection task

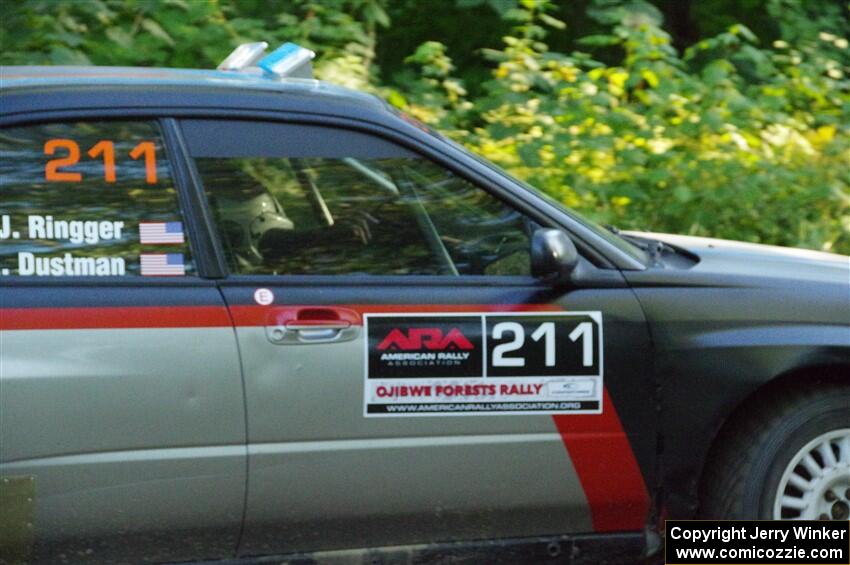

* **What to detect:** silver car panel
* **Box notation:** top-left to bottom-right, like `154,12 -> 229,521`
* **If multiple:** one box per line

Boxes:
0,308 -> 247,563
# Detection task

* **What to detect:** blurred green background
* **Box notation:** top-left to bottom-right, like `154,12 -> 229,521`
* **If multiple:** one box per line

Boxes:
2,0 -> 849,254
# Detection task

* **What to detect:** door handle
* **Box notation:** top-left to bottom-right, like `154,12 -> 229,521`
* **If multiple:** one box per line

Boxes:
285,320 -> 350,342
265,307 -> 360,345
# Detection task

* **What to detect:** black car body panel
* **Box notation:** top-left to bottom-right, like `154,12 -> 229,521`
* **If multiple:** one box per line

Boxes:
624,232 -> 849,516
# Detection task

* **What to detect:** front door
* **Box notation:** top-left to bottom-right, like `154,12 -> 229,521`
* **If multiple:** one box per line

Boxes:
181,117 -> 655,556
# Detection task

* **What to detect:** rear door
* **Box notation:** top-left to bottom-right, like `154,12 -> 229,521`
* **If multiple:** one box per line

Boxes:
181,117 -> 655,556
0,119 -> 246,563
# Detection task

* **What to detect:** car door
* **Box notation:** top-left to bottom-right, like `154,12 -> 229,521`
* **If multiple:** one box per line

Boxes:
180,117 -> 655,557
0,118 -> 246,564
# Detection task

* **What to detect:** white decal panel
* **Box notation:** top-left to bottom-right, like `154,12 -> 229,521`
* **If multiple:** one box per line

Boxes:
364,312 -> 603,417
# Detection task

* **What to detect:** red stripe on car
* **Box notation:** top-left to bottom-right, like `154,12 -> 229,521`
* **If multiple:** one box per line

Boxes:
0,306 -> 230,330
552,389 -> 650,532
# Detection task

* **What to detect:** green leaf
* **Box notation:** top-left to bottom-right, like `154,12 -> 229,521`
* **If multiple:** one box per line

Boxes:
163,0 -> 190,10
105,27 -> 134,49
729,24 -> 758,43
386,89 -> 407,108
141,18 -> 174,46
48,45 -> 91,65
577,34 -> 620,47
364,3 -> 390,28
640,68 -> 659,88
539,13 -> 566,30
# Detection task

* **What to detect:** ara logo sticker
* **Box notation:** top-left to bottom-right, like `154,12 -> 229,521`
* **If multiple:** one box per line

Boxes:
368,316 -> 482,379
377,327 -> 474,351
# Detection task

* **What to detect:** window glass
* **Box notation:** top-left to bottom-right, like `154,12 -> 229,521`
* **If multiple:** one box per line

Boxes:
389,106 -> 648,265
188,121 -> 533,277
0,121 -> 193,277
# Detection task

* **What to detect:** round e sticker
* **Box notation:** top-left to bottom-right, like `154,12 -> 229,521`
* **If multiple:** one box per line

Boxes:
253,288 -> 274,306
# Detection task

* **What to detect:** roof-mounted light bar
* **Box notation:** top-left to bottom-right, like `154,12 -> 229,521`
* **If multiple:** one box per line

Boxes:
217,41 -> 316,79
217,42 -> 268,71
257,43 -> 315,79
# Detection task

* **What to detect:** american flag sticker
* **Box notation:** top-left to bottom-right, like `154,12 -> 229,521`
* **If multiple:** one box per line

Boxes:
140,253 -> 186,276
139,221 -> 185,244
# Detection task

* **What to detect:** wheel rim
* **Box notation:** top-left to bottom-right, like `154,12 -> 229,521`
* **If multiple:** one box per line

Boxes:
773,429 -> 850,520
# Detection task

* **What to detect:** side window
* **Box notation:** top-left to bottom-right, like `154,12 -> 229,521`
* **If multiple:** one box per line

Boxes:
0,121 -> 193,277
184,120 -> 532,277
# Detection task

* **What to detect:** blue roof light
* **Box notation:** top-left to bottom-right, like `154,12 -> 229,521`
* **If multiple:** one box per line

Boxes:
257,42 -> 315,79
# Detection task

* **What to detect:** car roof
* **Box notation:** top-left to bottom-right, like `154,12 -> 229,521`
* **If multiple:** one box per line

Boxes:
0,65 -> 388,115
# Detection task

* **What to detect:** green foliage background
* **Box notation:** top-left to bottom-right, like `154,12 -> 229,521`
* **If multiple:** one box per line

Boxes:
3,0 -> 849,254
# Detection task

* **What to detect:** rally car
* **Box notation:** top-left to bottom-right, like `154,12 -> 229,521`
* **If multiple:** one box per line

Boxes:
0,43 -> 848,564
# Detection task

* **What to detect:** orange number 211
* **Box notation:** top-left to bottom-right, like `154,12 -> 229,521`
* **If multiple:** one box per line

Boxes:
45,139 -> 157,184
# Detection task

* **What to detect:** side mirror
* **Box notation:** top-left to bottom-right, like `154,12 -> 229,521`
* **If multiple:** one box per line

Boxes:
531,229 -> 579,283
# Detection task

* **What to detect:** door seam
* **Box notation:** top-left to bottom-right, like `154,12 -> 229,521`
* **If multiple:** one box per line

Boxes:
217,283 -> 252,559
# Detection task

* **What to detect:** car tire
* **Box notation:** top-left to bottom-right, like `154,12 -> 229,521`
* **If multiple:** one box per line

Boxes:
700,381 -> 850,520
